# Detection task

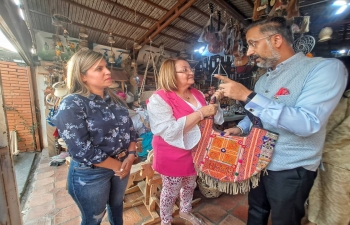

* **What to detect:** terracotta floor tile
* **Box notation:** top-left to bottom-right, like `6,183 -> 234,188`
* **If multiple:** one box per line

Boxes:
34,177 -> 55,187
212,194 -> 244,211
38,162 -> 51,169
24,201 -> 54,222
231,204 -> 249,223
40,159 -> 51,163
24,217 -> 52,225
56,166 -> 68,173
55,194 -> 75,209
55,173 -> 68,182
53,188 -> 69,198
198,203 -> 227,224
36,166 -> 55,174
36,170 -> 55,180
31,183 -> 54,196
134,204 -> 150,218
54,204 -> 80,225
123,207 -> 143,225
57,216 -> 81,225
55,179 -> 67,189
219,214 -> 246,225
27,193 -> 53,208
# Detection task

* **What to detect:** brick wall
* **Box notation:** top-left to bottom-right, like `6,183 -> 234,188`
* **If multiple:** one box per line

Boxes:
0,61 -> 35,152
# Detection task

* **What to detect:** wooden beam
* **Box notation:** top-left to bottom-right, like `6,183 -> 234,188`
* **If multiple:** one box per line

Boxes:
211,0 -> 249,26
138,0 -> 197,46
61,0 -> 148,30
99,0 -> 158,22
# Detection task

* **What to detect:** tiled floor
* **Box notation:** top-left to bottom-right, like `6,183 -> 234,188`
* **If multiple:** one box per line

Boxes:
22,149 -> 253,225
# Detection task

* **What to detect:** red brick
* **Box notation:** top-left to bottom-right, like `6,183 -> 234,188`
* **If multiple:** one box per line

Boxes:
0,61 -> 16,66
1,68 -> 16,72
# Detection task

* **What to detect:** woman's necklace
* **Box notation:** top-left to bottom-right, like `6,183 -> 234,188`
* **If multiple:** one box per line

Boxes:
177,90 -> 191,100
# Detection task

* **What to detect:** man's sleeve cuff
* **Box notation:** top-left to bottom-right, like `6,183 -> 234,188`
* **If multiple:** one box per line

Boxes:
244,94 -> 271,117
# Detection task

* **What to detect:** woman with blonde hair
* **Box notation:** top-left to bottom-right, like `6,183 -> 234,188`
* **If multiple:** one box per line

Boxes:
147,57 -> 224,225
52,50 -> 137,225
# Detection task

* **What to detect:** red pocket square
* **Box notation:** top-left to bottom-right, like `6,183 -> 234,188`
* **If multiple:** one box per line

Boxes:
274,88 -> 290,97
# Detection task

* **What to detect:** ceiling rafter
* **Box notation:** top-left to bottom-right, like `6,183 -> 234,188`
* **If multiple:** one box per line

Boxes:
138,0 -> 197,47
211,0 -> 249,26
243,0 -> 254,8
141,0 -> 205,29
99,0 -> 158,22
28,9 -> 179,53
61,0 -> 148,30
60,0 -> 193,46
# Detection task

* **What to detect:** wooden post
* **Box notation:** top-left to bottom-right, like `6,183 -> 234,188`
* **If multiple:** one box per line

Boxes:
27,66 -> 42,151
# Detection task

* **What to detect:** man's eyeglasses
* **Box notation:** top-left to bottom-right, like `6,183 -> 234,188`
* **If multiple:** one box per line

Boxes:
247,33 -> 278,48
176,68 -> 195,74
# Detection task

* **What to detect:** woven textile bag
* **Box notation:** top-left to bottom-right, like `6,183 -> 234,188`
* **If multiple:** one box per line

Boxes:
192,99 -> 279,194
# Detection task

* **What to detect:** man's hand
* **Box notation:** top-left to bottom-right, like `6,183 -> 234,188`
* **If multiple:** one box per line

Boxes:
223,127 -> 243,136
214,74 -> 252,101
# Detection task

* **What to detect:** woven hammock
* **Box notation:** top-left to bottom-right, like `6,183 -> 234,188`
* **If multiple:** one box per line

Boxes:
192,98 -> 279,194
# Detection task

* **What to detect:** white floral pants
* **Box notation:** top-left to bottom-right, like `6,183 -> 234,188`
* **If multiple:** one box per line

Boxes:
160,175 -> 197,223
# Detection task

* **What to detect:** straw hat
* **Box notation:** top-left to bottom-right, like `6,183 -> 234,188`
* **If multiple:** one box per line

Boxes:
52,81 -> 68,98
318,27 -> 333,42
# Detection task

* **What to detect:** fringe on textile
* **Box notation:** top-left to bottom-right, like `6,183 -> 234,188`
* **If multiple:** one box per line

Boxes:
197,171 -> 262,195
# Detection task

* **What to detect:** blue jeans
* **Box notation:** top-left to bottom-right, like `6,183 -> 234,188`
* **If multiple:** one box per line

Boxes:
67,160 -> 129,225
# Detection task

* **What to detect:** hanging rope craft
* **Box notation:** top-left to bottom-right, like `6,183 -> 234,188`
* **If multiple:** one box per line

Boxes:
138,40 -> 158,103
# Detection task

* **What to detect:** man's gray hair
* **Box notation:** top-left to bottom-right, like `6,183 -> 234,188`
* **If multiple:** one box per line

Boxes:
245,17 -> 294,45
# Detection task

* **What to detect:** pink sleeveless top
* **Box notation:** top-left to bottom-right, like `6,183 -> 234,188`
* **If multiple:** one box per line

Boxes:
151,88 -> 206,176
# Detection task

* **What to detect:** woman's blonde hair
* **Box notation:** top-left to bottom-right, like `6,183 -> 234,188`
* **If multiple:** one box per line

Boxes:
158,57 -> 187,91
66,50 -> 124,105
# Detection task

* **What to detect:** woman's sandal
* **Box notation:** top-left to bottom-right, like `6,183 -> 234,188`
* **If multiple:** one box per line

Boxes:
179,212 -> 206,225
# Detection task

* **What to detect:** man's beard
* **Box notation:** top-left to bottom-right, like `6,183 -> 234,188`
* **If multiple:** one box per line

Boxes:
255,41 -> 281,68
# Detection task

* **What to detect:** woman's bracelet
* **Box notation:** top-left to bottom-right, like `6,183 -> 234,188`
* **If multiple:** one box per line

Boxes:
197,110 -> 204,120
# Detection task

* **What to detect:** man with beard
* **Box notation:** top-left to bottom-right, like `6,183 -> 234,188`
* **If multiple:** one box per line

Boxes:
215,17 -> 348,225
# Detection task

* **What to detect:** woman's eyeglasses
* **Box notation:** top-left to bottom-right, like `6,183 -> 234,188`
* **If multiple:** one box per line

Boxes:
176,68 -> 195,74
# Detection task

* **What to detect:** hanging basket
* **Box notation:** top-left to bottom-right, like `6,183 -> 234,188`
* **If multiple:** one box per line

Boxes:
197,178 -> 223,199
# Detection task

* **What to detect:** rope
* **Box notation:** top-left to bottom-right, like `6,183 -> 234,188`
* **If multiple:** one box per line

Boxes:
138,53 -> 151,103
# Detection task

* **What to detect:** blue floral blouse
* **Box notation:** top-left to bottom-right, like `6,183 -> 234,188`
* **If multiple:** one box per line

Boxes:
52,93 -> 137,166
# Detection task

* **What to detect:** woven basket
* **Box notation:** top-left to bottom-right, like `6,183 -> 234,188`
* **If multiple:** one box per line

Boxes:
197,178 -> 223,198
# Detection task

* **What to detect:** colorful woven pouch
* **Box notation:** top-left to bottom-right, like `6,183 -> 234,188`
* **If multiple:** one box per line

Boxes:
192,99 -> 279,194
